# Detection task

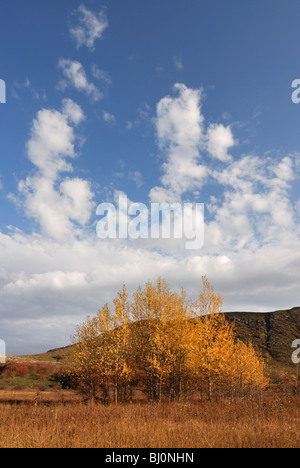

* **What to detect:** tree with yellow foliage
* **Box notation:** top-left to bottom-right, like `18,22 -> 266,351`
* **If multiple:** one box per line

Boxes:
132,278 -> 173,401
131,278 -> 191,400
70,286 -> 133,403
186,277 -> 237,400
69,310 -> 111,401
110,285 -> 133,403
228,340 -> 268,397
69,276 -> 268,403
187,277 -> 268,400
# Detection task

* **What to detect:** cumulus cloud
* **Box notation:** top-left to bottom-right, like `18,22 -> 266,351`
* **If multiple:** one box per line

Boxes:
62,98 -> 86,125
58,59 -> 102,101
150,84 -> 238,203
69,4 -> 108,51
206,123 -> 235,162
206,155 -> 298,253
14,100 -> 94,241
150,83 -> 207,202
26,102 -> 78,178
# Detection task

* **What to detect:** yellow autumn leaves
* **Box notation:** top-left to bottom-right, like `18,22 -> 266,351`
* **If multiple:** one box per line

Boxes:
69,277 -> 268,402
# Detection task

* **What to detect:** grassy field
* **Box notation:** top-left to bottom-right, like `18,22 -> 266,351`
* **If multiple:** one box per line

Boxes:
0,396 -> 298,448
0,342 -> 298,448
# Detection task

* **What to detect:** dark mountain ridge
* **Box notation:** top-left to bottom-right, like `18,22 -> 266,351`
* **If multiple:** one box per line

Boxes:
225,307 -> 300,364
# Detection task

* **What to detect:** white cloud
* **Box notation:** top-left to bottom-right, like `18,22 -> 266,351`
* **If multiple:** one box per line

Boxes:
58,59 -> 102,101
14,100 -> 94,241
69,4 -> 108,51
206,154 -> 299,251
156,84 -> 204,150
150,83 -> 207,202
1,226 -> 300,355
206,123 -> 235,162
271,156 -> 295,183
62,98 -> 86,125
60,177 -> 95,226
150,84 -> 238,203
26,106 -> 77,178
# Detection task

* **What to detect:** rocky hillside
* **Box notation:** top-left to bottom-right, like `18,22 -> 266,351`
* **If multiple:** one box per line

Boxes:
225,307 -> 300,364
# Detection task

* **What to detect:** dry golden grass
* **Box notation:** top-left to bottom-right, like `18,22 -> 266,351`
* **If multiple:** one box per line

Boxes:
0,395 -> 299,448
0,390 -> 79,403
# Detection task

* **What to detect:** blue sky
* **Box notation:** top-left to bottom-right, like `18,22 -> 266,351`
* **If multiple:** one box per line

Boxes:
0,0 -> 300,354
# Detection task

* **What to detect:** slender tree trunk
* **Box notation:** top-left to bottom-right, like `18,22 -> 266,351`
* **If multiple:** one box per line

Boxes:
114,372 -> 119,404
208,376 -> 212,402
158,372 -> 162,402
178,358 -> 183,401
90,376 -> 96,403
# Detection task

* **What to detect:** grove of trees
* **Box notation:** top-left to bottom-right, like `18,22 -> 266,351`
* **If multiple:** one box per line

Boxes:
67,277 -> 268,403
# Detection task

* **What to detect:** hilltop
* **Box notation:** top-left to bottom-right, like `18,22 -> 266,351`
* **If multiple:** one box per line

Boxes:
11,307 -> 300,367
225,307 -> 300,365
